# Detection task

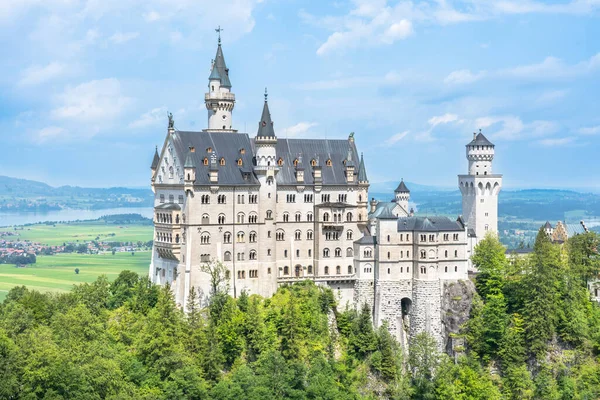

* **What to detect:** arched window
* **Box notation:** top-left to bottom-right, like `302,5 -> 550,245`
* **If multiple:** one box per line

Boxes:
202,214 -> 210,224
237,213 -> 245,224
347,230 -> 353,240
266,210 -> 273,219
283,266 -> 289,275
364,248 -> 372,258
276,230 -> 285,241
336,265 -> 341,275
175,234 -> 179,243
323,212 -> 330,222
249,231 -> 257,243
278,158 -> 284,166
293,158 -> 299,166
237,232 -> 245,243
249,250 -> 257,260
237,158 -> 243,166
203,157 -> 209,166
220,157 -> 226,166
218,214 -> 225,224
295,230 -> 301,240
224,251 -> 231,261
223,232 -> 231,243
249,213 -> 258,224
206,147 -> 212,153
307,212 -> 313,222
445,266 -> 448,273
323,248 -> 330,258
346,247 -> 353,257
307,265 -> 313,274
346,212 -> 353,222
335,248 -> 341,257
307,230 -> 313,240
295,212 -> 301,222
444,250 -> 448,257
326,159 -> 332,166
348,265 -> 352,274
283,212 -> 289,222
324,266 -> 329,275
311,159 -> 317,166
201,232 -> 210,244
420,250 -> 426,259
387,251 -> 391,259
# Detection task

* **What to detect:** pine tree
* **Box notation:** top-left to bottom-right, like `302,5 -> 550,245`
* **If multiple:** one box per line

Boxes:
499,314 -> 534,399
349,303 -> 376,359
472,232 -> 508,299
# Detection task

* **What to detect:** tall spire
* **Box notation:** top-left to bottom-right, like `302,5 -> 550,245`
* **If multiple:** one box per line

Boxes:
358,152 -> 368,182
256,88 -> 276,138
208,28 -> 231,88
151,146 -> 160,169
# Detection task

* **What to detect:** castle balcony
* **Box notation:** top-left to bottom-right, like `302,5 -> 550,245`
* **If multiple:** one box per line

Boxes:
154,241 -> 181,261
277,274 -> 356,284
204,92 -> 235,101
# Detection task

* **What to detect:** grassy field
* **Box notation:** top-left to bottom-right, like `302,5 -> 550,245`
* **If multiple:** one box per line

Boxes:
0,252 -> 151,302
9,222 -> 153,245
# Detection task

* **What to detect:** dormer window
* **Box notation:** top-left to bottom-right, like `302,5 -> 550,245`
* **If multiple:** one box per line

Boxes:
311,159 -> 317,167
237,158 -> 243,166
206,147 -> 212,153
293,159 -> 298,166
278,158 -> 284,166
220,157 -> 225,166
239,148 -> 246,154
203,157 -> 209,166
326,159 -> 332,166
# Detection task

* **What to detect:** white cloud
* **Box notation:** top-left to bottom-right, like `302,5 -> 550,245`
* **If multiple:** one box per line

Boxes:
444,69 -> 486,84
382,20 -> 413,43
37,126 -> 68,141
475,116 -> 559,141
283,122 -> 319,137
18,62 -> 67,85
385,131 -> 409,145
143,10 -> 161,22
579,125 -> 600,135
129,106 -> 168,129
109,31 -> 139,44
428,113 -> 460,126
538,137 -> 575,146
51,78 -> 131,123
536,89 -> 568,104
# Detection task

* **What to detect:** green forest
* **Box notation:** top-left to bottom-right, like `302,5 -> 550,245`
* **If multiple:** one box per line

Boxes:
1,230 -> 600,399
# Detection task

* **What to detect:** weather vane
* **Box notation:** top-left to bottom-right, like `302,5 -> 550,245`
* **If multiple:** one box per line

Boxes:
215,26 -> 223,43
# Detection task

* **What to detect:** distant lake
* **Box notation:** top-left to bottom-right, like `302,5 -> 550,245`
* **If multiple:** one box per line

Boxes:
0,207 -> 154,227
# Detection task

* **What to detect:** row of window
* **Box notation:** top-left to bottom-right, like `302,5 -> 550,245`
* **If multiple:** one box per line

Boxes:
322,248 -> 353,258
201,157 -> 245,166
156,232 -> 180,243
156,213 -> 180,224
159,194 -> 184,204
281,265 -> 353,276
323,212 -> 356,222
418,233 -> 460,242
200,228 -> 353,244
419,249 -> 459,259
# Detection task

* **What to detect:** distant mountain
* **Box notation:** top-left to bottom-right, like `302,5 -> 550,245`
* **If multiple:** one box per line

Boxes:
369,180 -> 453,194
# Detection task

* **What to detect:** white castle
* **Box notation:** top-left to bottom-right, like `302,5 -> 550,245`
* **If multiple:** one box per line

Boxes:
149,37 -> 502,346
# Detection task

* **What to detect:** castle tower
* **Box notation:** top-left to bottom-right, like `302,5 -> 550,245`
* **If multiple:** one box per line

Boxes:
394,179 -> 410,214
205,32 -> 236,131
458,130 -> 502,242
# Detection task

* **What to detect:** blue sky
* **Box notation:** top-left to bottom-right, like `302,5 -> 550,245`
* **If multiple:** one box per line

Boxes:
0,0 -> 599,190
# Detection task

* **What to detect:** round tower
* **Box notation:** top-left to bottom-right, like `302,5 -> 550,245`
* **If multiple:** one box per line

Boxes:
205,34 -> 236,131
394,179 -> 410,214
458,130 -> 503,246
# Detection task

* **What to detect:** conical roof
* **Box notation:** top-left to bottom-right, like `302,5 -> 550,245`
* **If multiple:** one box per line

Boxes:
468,132 -> 494,147
544,221 -> 552,230
208,42 -> 231,88
151,146 -> 160,169
256,95 -> 276,138
395,179 -> 410,193
358,153 -> 368,182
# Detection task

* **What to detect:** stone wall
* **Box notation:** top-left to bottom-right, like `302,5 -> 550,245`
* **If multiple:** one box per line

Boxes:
354,279 -> 374,311
441,279 -> 476,355
410,279 -> 443,349
374,279 -> 412,340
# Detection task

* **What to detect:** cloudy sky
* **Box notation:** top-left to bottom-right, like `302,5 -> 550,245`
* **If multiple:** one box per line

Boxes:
0,0 -> 599,189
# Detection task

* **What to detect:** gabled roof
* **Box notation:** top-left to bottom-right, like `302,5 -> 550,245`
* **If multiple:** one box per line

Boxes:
357,153 -> 368,182
151,146 -> 160,169
395,179 -> 410,193
355,235 -> 376,245
208,42 -> 231,88
256,99 -> 276,138
369,202 -> 398,220
468,132 -> 494,147
397,216 -> 464,232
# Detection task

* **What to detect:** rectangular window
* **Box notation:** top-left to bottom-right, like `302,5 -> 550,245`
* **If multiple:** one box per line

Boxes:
178,195 -> 184,204
169,195 -> 174,203
159,194 -> 165,203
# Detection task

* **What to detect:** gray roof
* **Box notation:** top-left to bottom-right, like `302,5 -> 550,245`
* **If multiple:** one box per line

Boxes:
544,221 -> 552,230
208,43 -> 231,88
151,147 -> 160,169
468,132 -> 494,147
155,203 -> 181,210
369,202 -> 398,220
506,248 -> 533,255
565,223 -> 586,238
256,100 -> 276,138
397,216 -> 465,232
357,153 -> 368,182
184,151 -> 194,168
395,180 -> 410,193
271,138 -> 360,185
355,235 -> 376,245
171,131 -> 259,186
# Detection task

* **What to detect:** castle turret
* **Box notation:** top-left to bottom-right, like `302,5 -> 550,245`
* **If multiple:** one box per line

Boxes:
205,32 -> 235,131
458,130 -> 502,247
184,147 -> 196,185
209,152 -> 218,184
394,179 -> 410,214
151,146 -> 159,182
